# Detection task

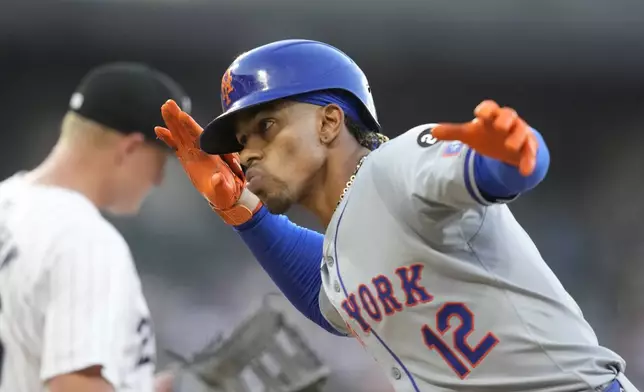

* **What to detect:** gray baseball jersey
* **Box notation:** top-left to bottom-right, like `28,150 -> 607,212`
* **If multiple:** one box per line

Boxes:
319,124 -> 636,392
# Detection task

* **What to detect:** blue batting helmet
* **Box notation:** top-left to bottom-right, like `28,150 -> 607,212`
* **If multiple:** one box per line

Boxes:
199,39 -> 380,155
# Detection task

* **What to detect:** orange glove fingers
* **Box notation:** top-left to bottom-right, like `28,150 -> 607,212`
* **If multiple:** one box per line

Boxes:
518,131 -> 538,176
473,100 -> 500,122
504,120 -> 529,152
221,153 -> 245,180
210,172 -> 240,209
492,107 -> 518,134
154,126 -> 177,150
178,110 -> 204,140
160,100 -> 182,129
160,108 -> 180,138
431,123 -> 471,141
161,100 -> 193,147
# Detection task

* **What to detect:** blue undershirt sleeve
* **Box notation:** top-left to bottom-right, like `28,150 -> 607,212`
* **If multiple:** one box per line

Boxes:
234,207 -> 344,335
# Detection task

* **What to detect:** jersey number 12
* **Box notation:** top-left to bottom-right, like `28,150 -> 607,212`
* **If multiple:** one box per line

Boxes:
421,302 -> 499,379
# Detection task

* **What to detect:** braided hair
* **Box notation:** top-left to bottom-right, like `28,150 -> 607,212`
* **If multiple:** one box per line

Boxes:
344,115 -> 389,151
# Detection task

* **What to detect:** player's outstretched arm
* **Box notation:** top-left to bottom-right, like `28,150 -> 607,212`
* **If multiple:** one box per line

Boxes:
377,100 -> 550,210
156,101 -> 345,336
432,100 -> 550,203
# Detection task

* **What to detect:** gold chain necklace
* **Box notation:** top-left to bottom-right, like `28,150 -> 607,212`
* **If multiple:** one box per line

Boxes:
336,154 -> 368,209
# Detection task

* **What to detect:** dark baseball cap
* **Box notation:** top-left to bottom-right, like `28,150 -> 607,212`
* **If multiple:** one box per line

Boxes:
68,62 -> 191,143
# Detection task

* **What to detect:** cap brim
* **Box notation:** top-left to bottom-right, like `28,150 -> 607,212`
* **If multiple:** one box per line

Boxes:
200,91 -> 289,155
200,113 -> 243,155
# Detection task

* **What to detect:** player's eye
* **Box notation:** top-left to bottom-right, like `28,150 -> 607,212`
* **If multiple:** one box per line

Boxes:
237,134 -> 248,146
257,119 -> 274,135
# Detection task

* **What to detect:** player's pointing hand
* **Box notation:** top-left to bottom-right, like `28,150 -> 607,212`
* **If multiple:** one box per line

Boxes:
432,100 -> 538,176
155,99 -> 258,225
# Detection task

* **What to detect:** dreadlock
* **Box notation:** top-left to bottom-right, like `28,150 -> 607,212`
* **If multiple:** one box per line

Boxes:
344,115 -> 389,151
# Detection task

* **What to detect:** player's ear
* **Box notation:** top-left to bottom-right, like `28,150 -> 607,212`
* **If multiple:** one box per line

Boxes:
115,132 -> 145,165
318,104 -> 344,145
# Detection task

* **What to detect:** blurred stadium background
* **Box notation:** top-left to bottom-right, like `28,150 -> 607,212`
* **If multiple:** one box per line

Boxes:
2,0 -> 644,390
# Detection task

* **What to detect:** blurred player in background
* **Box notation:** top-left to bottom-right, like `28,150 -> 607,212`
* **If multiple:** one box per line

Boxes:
156,40 -> 639,392
0,63 -> 190,392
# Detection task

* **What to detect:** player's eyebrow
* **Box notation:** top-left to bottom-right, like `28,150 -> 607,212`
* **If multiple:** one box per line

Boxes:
250,100 -> 292,120
235,100 -> 297,139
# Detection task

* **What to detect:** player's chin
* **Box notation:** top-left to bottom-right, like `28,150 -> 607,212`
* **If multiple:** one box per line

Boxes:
261,194 -> 293,215
106,195 -> 147,216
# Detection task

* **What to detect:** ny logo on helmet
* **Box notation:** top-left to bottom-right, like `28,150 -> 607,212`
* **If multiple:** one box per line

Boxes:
221,68 -> 234,107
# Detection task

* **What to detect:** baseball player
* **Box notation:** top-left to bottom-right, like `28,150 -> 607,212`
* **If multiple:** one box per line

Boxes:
155,40 -> 638,392
0,63 -> 190,392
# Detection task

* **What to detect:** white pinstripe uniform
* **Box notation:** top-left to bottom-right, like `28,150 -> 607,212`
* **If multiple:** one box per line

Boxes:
0,174 -> 155,392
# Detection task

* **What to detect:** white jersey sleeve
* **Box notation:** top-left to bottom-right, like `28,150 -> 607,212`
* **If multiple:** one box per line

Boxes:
371,123 -> 516,209
40,220 -> 133,387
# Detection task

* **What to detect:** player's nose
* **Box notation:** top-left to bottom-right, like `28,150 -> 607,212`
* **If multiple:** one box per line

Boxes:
239,148 -> 262,169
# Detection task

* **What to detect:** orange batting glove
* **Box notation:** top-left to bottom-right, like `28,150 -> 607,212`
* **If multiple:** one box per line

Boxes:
432,100 -> 538,176
155,100 -> 260,226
